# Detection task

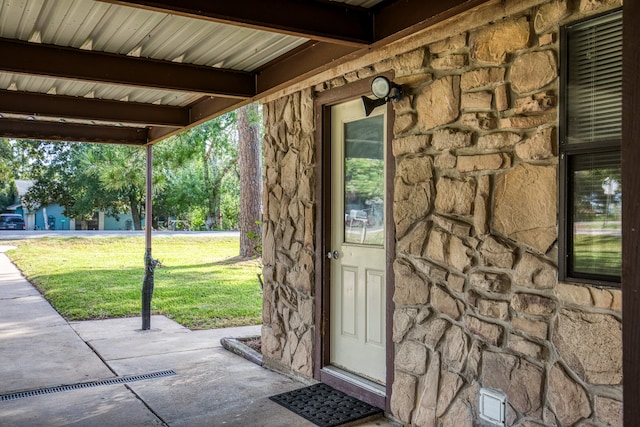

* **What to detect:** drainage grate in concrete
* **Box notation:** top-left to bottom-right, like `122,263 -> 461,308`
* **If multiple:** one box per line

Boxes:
0,370 -> 176,402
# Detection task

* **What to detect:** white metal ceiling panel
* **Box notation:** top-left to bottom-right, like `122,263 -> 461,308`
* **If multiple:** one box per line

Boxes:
0,0 -> 385,135
0,0 -> 309,70
0,71 -> 202,106
0,0 -> 309,107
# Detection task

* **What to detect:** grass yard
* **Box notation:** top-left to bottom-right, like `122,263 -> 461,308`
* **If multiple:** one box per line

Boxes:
5,236 -> 263,329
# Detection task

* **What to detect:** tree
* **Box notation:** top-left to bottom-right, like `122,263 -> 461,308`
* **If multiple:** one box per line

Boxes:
151,164 -> 206,228
219,171 -> 240,230
11,139 -> 80,216
8,112 -> 243,232
237,103 -> 262,257
14,141 -> 133,228
79,145 -> 148,230
201,116 -> 239,230
162,112 -> 239,230
0,138 -> 17,211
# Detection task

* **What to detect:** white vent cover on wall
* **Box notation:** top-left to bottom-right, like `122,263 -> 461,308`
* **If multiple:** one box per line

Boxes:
479,387 -> 506,426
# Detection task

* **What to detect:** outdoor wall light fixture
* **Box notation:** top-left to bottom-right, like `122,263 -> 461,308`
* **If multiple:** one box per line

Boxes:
361,76 -> 403,117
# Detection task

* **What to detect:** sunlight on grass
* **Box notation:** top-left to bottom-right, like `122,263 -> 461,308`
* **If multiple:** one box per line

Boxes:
5,236 -> 262,329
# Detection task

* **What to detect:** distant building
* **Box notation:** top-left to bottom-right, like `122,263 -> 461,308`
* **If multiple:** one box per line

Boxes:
5,179 -> 135,231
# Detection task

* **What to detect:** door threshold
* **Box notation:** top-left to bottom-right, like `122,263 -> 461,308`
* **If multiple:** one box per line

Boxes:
322,366 -> 386,395
320,366 -> 386,409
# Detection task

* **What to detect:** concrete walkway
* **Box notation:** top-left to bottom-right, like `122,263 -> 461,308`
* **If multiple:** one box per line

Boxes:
0,248 -> 396,426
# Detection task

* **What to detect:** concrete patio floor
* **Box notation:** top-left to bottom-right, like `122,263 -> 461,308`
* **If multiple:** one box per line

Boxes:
0,248 -> 398,426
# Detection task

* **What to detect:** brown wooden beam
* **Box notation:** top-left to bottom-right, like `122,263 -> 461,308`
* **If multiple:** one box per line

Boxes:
0,38 -> 255,98
256,41 -> 360,94
0,89 -> 189,127
254,1 -> 490,97
190,97 -> 247,124
0,119 -> 148,145
147,96 -> 247,143
0,0 -> 495,147
102,0 -> 490,47
99,0 -> 373,46
623,1 -> 640,425
373,0 -> 490,42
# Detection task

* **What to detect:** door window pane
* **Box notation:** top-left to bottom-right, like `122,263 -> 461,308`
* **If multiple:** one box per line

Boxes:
344,115 -> 384,245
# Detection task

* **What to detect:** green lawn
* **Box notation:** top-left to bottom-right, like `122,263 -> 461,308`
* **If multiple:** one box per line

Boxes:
5,236 -> 263,329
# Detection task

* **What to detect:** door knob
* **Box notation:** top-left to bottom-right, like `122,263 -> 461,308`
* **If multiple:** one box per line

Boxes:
327,250 -> 340,260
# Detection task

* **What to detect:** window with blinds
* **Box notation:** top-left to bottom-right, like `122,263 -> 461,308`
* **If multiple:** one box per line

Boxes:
560,10 -> 622,286
566,10 -> 622,145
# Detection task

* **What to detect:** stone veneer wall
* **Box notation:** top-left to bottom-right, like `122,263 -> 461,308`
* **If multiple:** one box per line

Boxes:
261,0 -> 623,426
261,89 -> 317,378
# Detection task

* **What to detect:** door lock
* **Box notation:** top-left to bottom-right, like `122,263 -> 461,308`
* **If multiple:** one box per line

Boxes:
327,250 -> 340,260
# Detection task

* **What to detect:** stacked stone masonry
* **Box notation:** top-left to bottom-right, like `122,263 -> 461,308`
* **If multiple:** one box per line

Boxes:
261,0 -> 623,426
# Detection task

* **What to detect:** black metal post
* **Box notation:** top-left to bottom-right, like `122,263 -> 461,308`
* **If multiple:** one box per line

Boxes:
142,144 -> 154,330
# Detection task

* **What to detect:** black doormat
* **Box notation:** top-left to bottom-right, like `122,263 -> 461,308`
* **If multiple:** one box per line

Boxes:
269,383 -> 383,427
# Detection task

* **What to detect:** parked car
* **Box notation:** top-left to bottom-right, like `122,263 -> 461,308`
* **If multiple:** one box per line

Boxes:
0,214 -> 26,230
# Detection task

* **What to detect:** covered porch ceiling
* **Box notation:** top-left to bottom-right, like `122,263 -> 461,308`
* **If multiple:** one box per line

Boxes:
0,0 -> 489,145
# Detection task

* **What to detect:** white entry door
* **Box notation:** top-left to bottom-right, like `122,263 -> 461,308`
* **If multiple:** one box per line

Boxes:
329,98 -> 386,385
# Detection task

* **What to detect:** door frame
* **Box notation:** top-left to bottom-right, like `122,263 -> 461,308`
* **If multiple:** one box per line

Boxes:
313,74 -> 396,411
